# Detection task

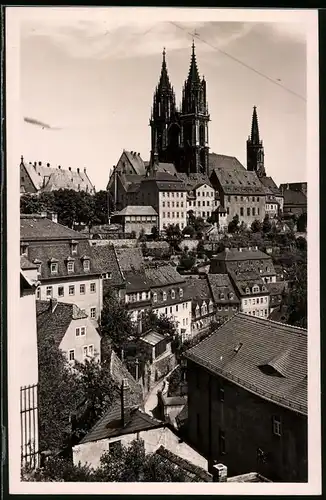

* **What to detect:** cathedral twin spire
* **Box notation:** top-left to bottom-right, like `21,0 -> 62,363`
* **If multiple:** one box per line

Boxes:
247,105 -> 265,177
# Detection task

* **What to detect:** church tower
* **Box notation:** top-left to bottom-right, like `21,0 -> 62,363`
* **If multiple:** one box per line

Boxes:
179,41 -> 210,175
149,48 -> 180,165
247,106 -> 266,177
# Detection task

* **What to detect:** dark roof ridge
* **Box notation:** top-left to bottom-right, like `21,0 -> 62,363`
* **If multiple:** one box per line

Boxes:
236,312 -> 308,334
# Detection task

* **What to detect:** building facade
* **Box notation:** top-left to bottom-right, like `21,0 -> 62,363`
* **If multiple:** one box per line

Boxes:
113,206 -> 158,236
184,313 -> 308,482
20,215 -> 103,323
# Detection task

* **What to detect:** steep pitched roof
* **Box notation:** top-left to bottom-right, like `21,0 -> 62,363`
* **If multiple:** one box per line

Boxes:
144,264 -> 185,287
208,153 -> 246,174
210,161 -> 266,195
184,313 -> 307,415
282,189 -> 307,206
21,160 -> 95,193
20,255 -> 38,270
186,276 -> 214,308
156,162 -> 177,176
260,176 -> 282,196
155,446 -> 212,482
122,151 -> 146,176
79,400 -> 162,444
36,300 -> 88,347
115,247 -> 144,273
124,270 -> 151,292
207,274 -> 239,304
212,247 -> 271,262
20,215 -> 88,241
90,245 -> 124,285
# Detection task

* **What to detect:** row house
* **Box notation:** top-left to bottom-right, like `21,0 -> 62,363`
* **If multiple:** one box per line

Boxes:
36,299 -> 101,364
20,157 -> 95,195
181,176 -> 219,220
207,274 -> 240,319
20,215 -> 103,324
112,205 -> 158,237
209,247 -> 277,284
229,272 -> 270,318
184,313 -> 307,482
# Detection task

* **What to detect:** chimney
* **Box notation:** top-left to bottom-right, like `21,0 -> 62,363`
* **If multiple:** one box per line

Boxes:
49,298 -> 58,313
121,379 -> 131,427
77,168 -> 80,174
47,163 -> 50,167
51,212 -> 58,224
131,150 -> 134,155
58,165 -> 61,169
38,161 -> 42,166
84,168 -> 87,173
212,463 -> 228,483
68,167 -> 71,171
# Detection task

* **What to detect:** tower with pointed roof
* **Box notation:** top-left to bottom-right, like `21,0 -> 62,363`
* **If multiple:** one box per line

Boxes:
246,106 -> 265,177
149,48 -> 180,166
179,41 -> 210,175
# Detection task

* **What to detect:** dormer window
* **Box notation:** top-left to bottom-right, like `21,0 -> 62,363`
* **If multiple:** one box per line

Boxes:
229,292 -> 234,300
220,293 -> 225,300
163,291 -> 167,301
70,240 -> 78,255
262,285 -> 267,292
82,257 -> 90,272
171,289 -> 175,299
66,258 -> 75,273
20,242 -> 29,256
252,285 -> 260,293
245,287 -> 250,294
153,292 -> 157,303
179,288 -> 183,298
50,262 -> 58,275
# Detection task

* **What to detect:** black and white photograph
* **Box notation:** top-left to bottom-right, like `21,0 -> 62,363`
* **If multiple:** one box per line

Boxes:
5,6 -> 320,495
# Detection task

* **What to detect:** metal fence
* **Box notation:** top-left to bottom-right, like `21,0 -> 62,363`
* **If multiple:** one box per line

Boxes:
20,384 -> 39,469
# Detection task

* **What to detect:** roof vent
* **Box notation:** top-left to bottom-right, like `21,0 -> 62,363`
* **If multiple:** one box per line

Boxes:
234,342 -> 243,353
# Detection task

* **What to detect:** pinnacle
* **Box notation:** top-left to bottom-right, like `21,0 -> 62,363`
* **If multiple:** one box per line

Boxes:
251,105 -> 260,143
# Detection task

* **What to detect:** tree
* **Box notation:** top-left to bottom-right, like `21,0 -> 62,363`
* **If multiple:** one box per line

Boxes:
23,439 -> 187,482
165,224 -> 182,250
251,219 -> 262,233
182,225 -> 195,238
296,236 -> 307,251
138,228 -> 146,242
297,212 -> 307,233
262,214 -> 272,233
151,225 -> 159,241
100,288 -> 135,354
142,310 -> 177,339
196,241 -> 205,258
179,251 -> 196,271
228,214 -> 240,234
287,257 -> 307,329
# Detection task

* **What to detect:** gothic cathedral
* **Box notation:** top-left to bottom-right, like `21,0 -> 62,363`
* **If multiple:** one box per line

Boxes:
150,42 -> 210,176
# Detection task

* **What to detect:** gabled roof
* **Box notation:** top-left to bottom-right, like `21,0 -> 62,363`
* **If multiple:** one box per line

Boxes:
211,164 -> 266,195
144,264 -> 185,287
21,160 -> 95,193
208,153 -> 246,174
156,162 -> 177,176
117,206 -> 158,216
122,150 -> 146,176
207,274 -> 239,304
282,189 -> 307,206
20,215 -> 88,241
260,176 -> 282,196
79,399 -> 162,444
186,276 -> 214,308
115,247 -> 144,273
154,446 -> 212,482
184,313 -> 307,415
90,245 -> 124,286
36,300 -> 88,347
141,330 -> 165,346
124,270 -> 151,292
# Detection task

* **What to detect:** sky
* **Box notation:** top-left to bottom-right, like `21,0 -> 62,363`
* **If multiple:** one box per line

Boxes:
19,9 -> 308,191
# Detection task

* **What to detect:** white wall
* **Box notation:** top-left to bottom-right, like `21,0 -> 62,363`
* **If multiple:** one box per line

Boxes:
159,191 -> 187,231
37,276 -> 103,323
241,294 -> 270,318
60,317 -> 101,364
73,424 -> 208,471
154,300 -> 192,341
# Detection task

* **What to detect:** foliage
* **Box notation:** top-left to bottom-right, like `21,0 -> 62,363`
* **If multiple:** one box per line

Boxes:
262,214 -> 272,233
100,288 -> 135,354
151,225 -> 159,241
297,212 -> 307,232
20,189 -> 113,228
227,214 -> 240,234
182,225 -> 195,238
140,241 -> 148,256
165,224 -> 183,250
196,241 -> 205,258
142,310 -> 177,339
179,251 -> 196,270
138,228 -> 146,242
23,440 -> 187,482
251,219 -> 262,233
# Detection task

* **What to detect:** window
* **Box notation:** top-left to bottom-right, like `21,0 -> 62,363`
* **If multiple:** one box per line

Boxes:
83,346 -> 88,358
252,196 -> 255,202
90,307 -> 96,319
58,286 -> 64,297
170,307 -> 172,314
228,196 -> 231,202
67,261 -> 74,273
162,202 -> 165,207
69,350 -> 75,362
90,282 -> 96,293
80,284 -> 85,294
171,289 -> 175,299
163,291 -> 167,301
76,326 -> 86,337
252,207 -> 256,216
176,305 -> 178,312
219,430 -> 226,455
247,207 -> 250,216
257,208 -> 260,216
36,287 -> 40,300
198,201 -> 201,207
50,262 -> 58,275
226,207 -> 230,215
71,243 -> 77,255
218,385 -> 225,402
240,207 -> 244,216
252,298 -> 256,305
153,293 -> 157,303
244,299 -> 247,305
46,286 -> 53,298
256,197 -> 259,202
83,259 -> 90,271
110,440 -> 122,453
272,416 -> 281,436
69,285 -> 75,296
